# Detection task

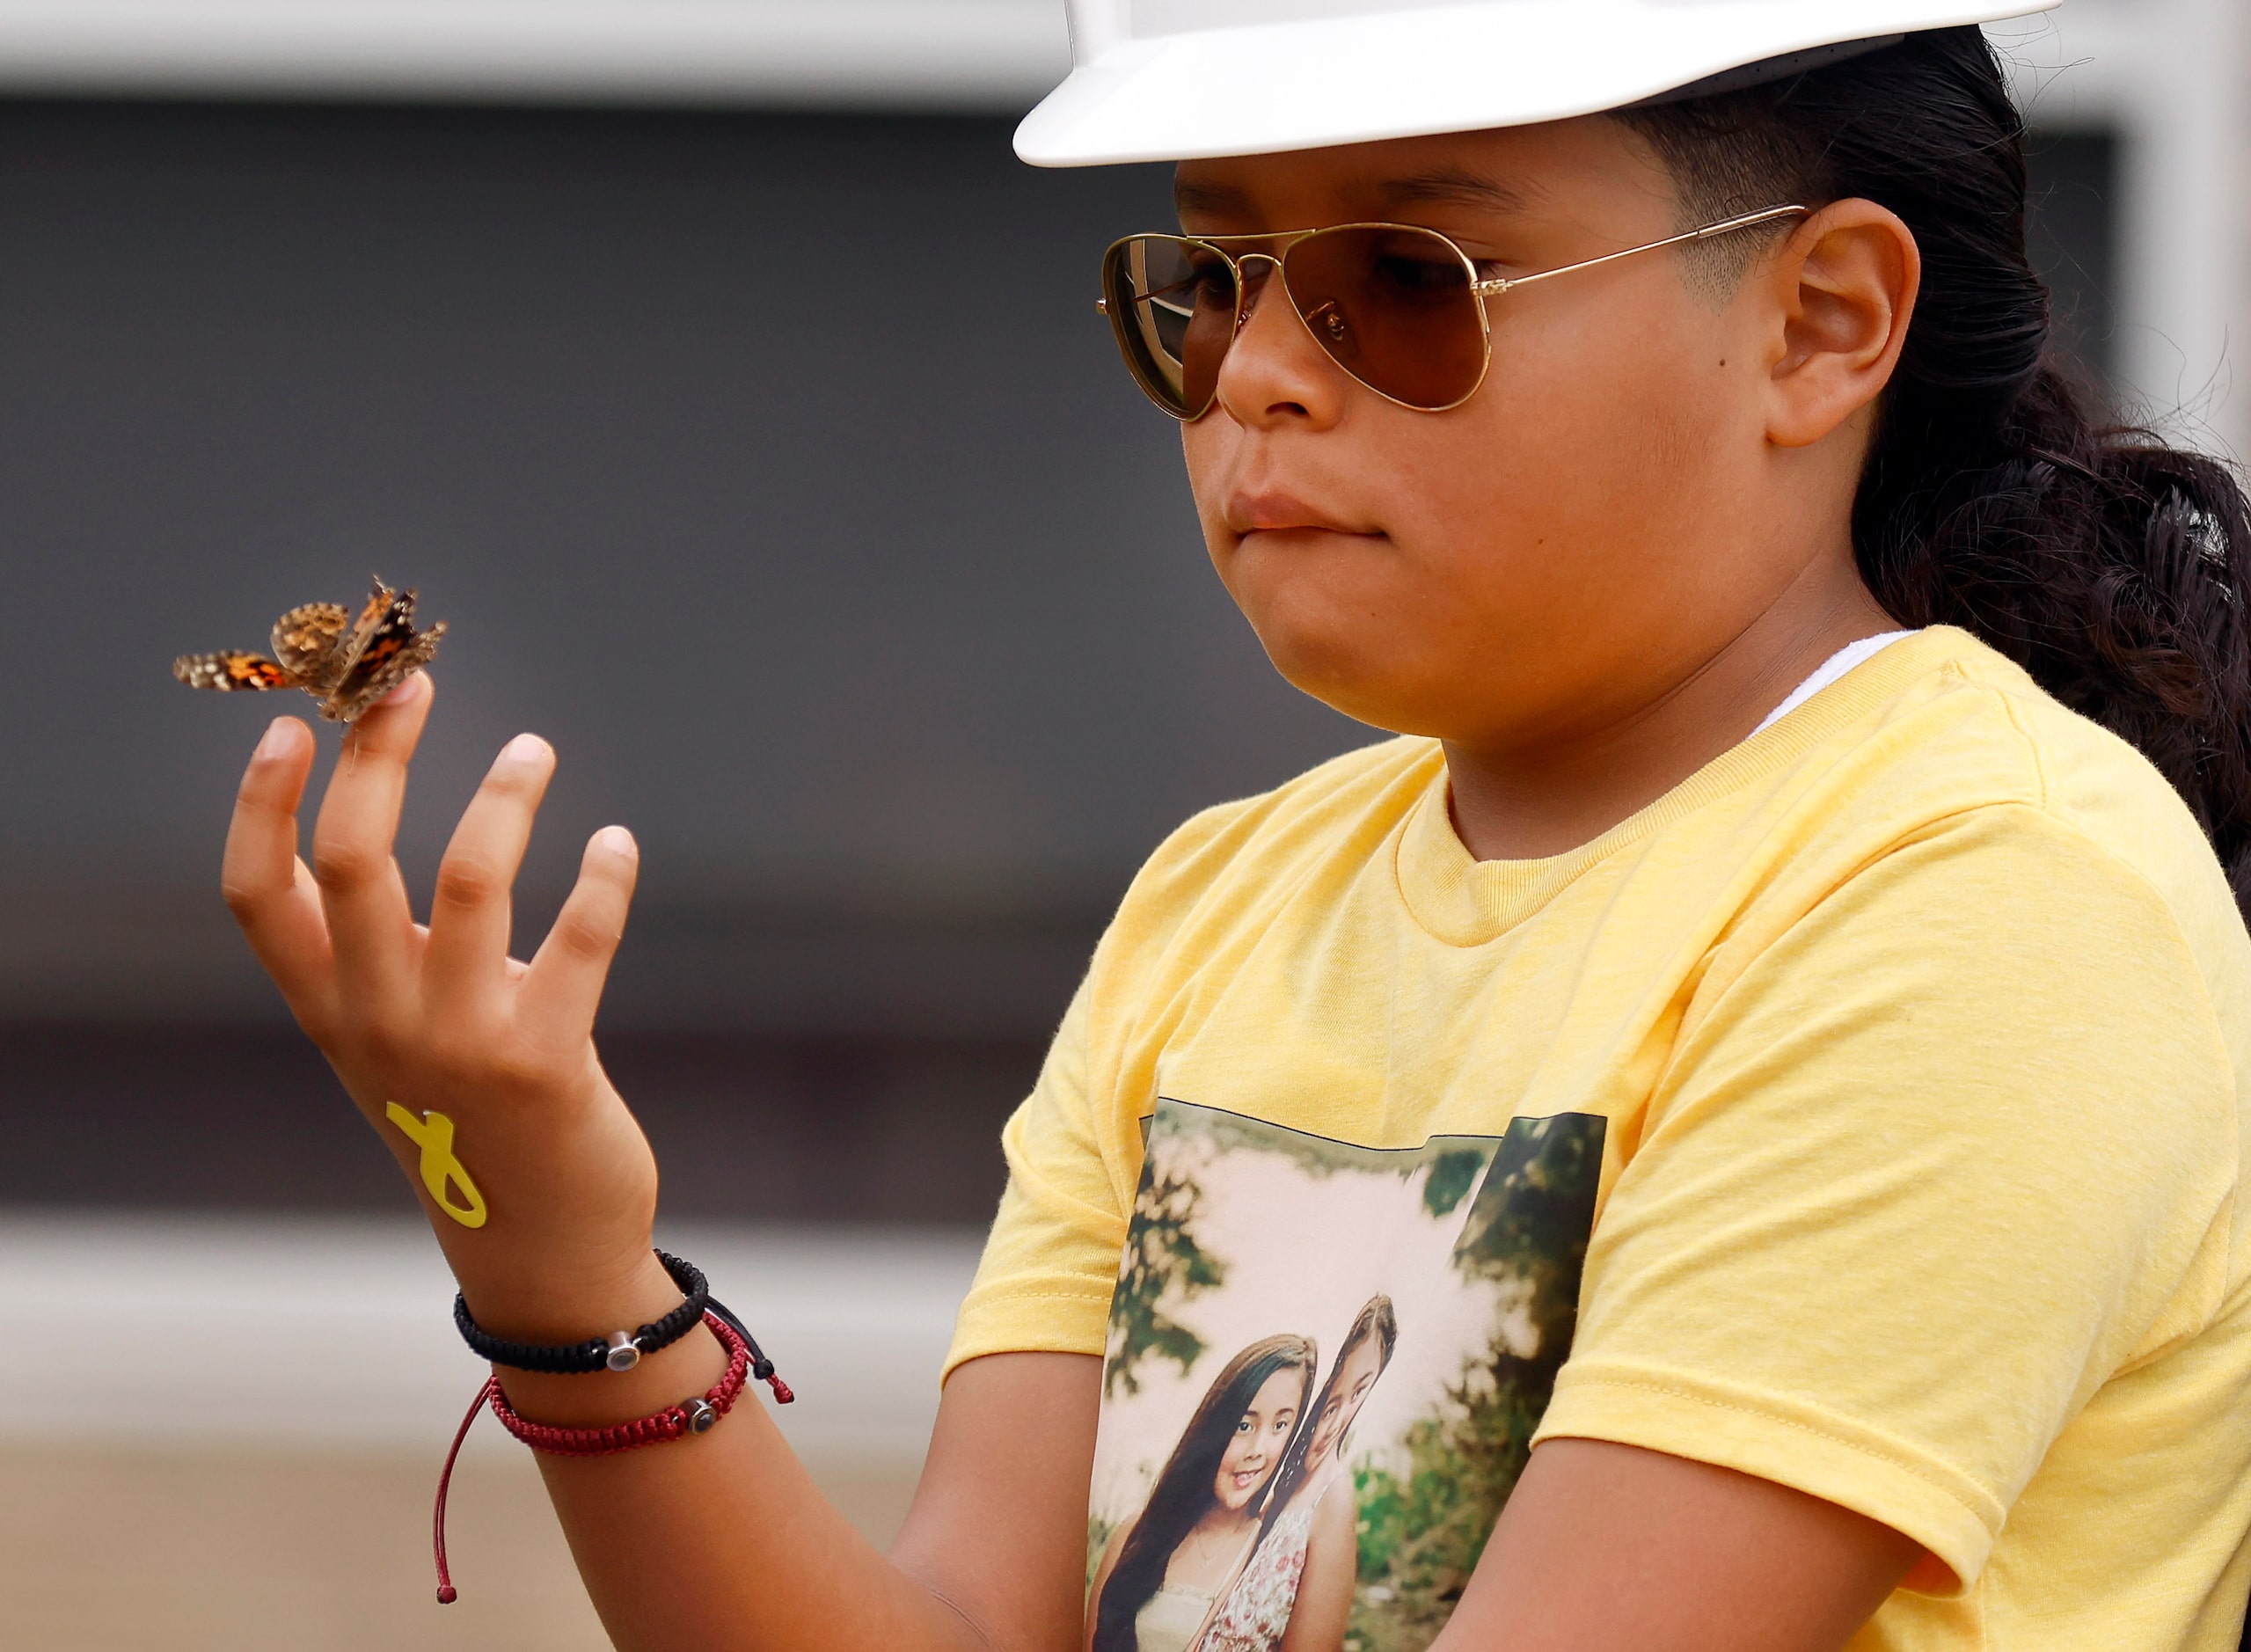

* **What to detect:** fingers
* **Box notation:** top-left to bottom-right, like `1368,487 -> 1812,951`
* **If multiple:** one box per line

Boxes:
311,671 -> 435,1013
423,733 -> 556,1020
522,826 -> 639,1047
221,716 -> 334,1017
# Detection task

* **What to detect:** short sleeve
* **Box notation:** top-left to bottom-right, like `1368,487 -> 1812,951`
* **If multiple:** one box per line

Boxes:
1532,803 -> 2239,1591
944,969 -> 1129,1381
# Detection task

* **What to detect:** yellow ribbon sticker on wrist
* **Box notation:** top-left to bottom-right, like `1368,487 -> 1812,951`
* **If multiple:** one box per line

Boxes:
384,1103 -> 489,1229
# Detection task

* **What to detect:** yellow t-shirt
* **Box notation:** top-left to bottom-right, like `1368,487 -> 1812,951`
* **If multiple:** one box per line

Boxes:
947,626 -> 2251,1650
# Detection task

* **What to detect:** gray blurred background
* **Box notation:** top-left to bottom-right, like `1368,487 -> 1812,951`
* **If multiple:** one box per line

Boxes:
0,101 -> 1369,1224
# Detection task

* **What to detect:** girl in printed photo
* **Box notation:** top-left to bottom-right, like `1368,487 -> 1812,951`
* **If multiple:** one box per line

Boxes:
1089,1334 -> 1319,1652
1198,1297 -> 1400,1652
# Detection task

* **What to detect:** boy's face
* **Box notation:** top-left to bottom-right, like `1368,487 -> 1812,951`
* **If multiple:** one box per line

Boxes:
1174,117 -> 1861,754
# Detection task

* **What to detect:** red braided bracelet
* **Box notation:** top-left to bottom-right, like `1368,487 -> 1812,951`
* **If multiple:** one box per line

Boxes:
491,1309 -> 751,1453
433,1310 -> 788,1602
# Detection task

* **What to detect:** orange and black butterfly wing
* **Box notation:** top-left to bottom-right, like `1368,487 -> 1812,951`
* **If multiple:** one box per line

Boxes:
335,578 -> 396,665
270,602 -> 351,689
172,650 -> 296,691
320,576 -> 445,723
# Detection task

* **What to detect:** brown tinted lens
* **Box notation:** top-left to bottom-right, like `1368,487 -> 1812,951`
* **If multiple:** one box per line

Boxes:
1104,236 -> 1238,418
1281,225 -> 1487,409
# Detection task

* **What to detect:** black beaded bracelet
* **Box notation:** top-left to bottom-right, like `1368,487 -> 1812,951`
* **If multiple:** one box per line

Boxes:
455,1249 -> 710,1374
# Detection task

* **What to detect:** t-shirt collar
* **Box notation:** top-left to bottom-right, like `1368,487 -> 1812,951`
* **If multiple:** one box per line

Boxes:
1393,626 -> 1953,945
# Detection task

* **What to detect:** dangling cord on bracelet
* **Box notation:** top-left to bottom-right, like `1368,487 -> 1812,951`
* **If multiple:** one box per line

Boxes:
714,1297 -> 795,1406
433,1377 -> 497,1604
430,1305 -> 790,1603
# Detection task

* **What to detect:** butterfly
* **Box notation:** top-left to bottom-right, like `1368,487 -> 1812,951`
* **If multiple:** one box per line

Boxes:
173,575 -> 447,724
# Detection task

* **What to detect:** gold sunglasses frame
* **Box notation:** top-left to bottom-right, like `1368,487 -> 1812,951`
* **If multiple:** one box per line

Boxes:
1099,204 -> 1810,419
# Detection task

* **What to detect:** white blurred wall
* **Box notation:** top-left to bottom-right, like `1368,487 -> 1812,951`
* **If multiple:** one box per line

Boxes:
0,1 -> 1069,107
0,1212 -> 978,1465
0,1213 -> 979,1647
1998,0 -> 2251,459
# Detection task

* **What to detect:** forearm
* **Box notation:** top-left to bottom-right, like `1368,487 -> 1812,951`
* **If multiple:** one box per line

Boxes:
537,1399 -> 984,1652
481,1259 -> 990,1652
423,1130 -> 975,1646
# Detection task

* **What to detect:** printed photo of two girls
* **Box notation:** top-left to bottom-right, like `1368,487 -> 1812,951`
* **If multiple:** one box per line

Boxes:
1088,1102 -> 1604,1652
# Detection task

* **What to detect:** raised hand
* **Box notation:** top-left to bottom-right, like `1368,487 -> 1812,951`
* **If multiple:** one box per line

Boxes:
220,673 -> 674,1338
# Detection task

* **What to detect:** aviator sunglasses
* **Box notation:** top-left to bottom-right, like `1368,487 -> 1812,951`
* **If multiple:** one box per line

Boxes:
1099,205 -> 1809,419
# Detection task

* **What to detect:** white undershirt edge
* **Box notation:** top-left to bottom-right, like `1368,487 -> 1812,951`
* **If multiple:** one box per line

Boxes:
1749,630 -> 1918,738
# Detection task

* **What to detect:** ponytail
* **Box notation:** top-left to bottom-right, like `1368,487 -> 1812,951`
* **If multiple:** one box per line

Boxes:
1622,28 -> 2251,917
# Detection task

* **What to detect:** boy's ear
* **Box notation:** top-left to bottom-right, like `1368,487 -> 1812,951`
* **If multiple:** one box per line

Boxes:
1762,199 -> 1920,450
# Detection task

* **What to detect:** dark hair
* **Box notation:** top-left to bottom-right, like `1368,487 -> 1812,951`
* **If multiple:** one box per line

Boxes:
1242,1297 -> 1399,1568
1619,27 -> 2251,917
1092,1333 -> 1318,1652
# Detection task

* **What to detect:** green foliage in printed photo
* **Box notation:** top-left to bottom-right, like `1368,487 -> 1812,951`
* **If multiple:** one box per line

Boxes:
1105,1159 -> 1227,1398
1348,1115 -> 1605,1649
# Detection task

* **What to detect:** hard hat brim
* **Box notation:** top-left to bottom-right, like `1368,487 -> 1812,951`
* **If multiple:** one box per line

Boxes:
1014,0 -> 2057,167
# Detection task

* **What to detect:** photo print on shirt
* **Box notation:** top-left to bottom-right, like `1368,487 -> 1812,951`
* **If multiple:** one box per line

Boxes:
1087,1100 -> 1604,1652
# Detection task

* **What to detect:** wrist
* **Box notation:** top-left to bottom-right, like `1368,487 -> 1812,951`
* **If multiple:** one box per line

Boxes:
458,1250 -> 705,1374
452,1243 -> 675,1347
455,1249 -> 746,1429
493,1312 -> 734,1429
490,1312 -> 755,1452
432,1305 -> 764,1603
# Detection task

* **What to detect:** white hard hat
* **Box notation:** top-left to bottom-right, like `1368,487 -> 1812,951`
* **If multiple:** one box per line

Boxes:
1015,0 -> 2058,167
